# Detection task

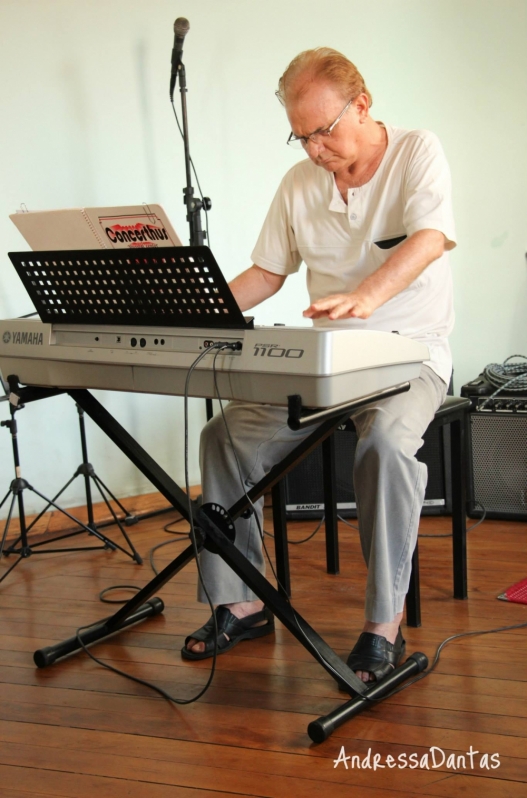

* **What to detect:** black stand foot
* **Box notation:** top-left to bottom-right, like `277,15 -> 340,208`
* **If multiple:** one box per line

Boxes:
34,597 -> 165,667
308,653 -> 428,743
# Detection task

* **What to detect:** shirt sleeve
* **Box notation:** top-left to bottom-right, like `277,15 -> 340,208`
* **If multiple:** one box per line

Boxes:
403,131 -> 457,250
251,172 -> 303,275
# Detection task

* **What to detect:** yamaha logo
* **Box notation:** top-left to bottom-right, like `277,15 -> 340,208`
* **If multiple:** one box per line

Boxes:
9,331 -> 44,346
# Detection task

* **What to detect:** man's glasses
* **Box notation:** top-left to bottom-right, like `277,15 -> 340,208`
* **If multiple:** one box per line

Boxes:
286,98 -> 354,149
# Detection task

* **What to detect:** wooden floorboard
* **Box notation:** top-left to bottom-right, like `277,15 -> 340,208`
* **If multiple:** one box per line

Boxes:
1,492 -> 526,796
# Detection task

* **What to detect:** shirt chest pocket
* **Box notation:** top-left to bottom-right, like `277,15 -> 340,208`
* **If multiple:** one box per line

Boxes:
367,233 -> 426,291
374,234 -> 407,251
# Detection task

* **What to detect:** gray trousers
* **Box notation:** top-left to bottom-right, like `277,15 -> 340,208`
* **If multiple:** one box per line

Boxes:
198,365 -> 447,623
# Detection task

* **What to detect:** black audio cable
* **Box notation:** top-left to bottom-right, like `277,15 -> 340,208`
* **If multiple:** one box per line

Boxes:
75,342 -> 240,705
480,354 -> 527,409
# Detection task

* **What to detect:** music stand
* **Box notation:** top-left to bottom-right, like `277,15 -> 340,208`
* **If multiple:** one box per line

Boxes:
8,246 -> 253,330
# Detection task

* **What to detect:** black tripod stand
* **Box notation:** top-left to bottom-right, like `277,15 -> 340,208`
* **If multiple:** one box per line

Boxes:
24,403 -> 143,564
0,400 -> 141,585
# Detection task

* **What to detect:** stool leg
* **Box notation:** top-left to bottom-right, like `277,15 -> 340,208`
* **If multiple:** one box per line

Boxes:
406,541 -> 422,628
451,416 -> 468,599
322,435 -> 339,574
272,480 -> 291,598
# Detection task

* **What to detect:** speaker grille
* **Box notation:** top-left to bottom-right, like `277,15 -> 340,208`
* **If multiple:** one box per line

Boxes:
284,424 -> 448,518
470,413 -> 527,516
285,429 -> 357,515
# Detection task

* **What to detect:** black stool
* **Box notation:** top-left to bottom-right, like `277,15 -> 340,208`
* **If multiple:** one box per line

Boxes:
271,395 -> 470,627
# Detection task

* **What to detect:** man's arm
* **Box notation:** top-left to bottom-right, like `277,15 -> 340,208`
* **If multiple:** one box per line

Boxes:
303,229 -> 445,320
229,264 -> 287,312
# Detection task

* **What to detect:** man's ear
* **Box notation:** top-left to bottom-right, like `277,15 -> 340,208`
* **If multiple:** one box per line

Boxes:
355,93 -> 370,123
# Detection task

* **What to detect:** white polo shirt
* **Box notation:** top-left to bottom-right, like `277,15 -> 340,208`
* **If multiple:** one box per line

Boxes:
251,124 -> 456,385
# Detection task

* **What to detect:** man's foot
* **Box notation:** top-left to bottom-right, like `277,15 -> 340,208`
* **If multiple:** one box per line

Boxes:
182,600 -> 274,659
354,611 -> 404,682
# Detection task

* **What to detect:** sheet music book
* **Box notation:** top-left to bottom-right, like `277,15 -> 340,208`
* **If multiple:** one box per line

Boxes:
10,204 -> 182,251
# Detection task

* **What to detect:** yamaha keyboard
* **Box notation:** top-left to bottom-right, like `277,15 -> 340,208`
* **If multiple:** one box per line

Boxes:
2,246 -> 434,715
0,318 -> 428,408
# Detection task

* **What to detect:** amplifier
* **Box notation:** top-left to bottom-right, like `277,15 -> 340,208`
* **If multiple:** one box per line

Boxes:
461,380 -> 527,520
284,421 -> 451,519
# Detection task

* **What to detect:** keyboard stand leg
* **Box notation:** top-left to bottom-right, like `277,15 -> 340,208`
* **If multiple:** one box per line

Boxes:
272,480 -> 290,598
31,387 -> 427,739
322,435 -> 339,574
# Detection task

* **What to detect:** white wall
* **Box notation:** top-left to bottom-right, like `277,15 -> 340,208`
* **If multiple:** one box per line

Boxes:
0,0 -> 526,516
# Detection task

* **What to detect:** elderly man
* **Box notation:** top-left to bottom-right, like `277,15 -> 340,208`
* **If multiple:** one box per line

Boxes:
182,48 -> 455,683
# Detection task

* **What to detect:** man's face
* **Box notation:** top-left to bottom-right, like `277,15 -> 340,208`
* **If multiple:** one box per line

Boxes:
285,80 -> 366,173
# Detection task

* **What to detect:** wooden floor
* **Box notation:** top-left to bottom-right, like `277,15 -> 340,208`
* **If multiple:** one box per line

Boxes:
1,492 -> 527,797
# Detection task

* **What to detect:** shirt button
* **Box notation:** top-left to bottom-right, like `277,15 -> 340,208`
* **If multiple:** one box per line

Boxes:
349,213 -> 357,220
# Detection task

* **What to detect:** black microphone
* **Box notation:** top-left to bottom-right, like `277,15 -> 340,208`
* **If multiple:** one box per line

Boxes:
170,17 -> 190,100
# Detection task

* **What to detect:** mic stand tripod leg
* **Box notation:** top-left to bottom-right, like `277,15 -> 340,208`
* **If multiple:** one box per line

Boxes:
0,491 -> 23,582
0,411 -> 32,580
3,476 -> 116,554
76,404 -> 138,527
0,487 -> 16,558
0,401 -> 129,586
5,470 -> 102,552
67,404 -> 142,563
81,469 -> 142,564
9,403 -> 143,564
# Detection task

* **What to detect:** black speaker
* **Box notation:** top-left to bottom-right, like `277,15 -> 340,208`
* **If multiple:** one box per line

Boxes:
466,404 -> 527,520
461,375 -> 527,520
284,421 -> 451,519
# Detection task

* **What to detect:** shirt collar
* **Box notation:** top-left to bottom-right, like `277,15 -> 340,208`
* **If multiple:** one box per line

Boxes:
327,122 -> 391,213
329,175 -> 347,213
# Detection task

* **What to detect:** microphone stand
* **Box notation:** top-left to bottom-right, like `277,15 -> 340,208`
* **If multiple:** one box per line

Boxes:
174,59 -> 213,421
175,61 -> 211,246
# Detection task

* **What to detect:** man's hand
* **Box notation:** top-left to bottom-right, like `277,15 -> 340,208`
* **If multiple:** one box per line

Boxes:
303,291 -> 376,320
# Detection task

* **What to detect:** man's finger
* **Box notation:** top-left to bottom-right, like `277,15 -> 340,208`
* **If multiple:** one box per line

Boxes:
303,297 -> 344,316
326,299 -> 356,319
303,305 -> 332,317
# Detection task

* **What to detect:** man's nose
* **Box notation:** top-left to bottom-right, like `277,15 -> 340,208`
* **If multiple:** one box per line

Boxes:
304,138 -> 325,156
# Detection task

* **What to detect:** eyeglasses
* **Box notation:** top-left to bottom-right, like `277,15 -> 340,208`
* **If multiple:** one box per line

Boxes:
286,98 -> 354,149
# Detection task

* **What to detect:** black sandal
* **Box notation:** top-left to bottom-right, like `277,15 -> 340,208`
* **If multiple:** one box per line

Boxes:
181,605 -> 275,661
342,627 -> 406,685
